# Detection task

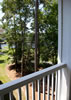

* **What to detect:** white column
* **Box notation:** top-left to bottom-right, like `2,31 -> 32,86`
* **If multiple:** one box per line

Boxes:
58,0 -> 71,100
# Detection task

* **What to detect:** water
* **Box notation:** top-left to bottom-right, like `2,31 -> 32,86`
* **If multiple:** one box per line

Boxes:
1,44 -> 8,49
1,44 -> 14,49
0,44 -> 8,54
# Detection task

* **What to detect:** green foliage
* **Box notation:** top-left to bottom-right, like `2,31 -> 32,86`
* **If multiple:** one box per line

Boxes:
1,0 -> 58,73
39,1 -> 58,64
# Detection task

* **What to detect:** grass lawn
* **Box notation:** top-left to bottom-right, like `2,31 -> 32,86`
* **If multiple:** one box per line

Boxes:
0,50 -> 10,83
0,47 -> 25,100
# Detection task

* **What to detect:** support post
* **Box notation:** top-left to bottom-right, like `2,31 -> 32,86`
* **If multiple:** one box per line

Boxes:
58,0 -> 71,100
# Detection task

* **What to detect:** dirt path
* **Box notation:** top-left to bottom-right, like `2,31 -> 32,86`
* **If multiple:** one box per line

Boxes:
6,64 -> 22,100
6,64 -> 55,100
6,64 -> 21,81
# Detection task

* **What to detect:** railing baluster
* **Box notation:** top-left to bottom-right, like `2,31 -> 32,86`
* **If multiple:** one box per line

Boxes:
38,79 -> 40,100
9,91 -> 13,100
18,88 -> 22,100
26,84 -> 29,100
52,73 -> 54,100
43,77 -> 45,100
0,95 -> 4,100
59,69 -> 62,98
32,82 -> 35,100
55,71 -> 58,100
47,75 -> 50,100
57,70 -> 62,100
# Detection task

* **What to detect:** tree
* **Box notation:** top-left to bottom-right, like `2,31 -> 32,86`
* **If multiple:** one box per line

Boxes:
1,0 -> 58,75
1,0 -> 35,75
39,0 -> 58,64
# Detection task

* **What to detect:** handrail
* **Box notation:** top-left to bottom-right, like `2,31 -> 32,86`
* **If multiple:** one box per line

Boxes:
0,63 -> 66,95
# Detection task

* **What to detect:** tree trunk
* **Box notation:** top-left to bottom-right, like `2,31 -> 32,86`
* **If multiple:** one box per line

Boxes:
14,16 -> 18,71
21,18 -> 26,76
21,21 -> 24,76
35,0 -> 39,72
18,6 -> 25,76
35,0 -> 39,91
15,42 -> 18,71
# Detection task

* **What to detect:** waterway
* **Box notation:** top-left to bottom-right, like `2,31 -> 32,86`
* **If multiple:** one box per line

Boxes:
1,44 -> 8,49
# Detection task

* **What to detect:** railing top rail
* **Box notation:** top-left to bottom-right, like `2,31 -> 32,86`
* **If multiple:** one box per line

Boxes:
0,63 -> 66,95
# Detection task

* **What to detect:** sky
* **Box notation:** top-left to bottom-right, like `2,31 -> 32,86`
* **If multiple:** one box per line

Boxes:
0,0 -> 4,24
0,0 -> 3,17
0,0 -> 43,27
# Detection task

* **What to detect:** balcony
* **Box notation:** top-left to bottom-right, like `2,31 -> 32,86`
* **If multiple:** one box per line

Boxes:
0,0 -> 71,100
0,63 -> 66,100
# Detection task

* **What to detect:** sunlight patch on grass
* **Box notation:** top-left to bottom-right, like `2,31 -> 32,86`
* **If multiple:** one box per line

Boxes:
0,49 -> 10,83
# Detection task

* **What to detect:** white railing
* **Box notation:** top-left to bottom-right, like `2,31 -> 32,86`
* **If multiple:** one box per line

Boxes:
0,63 -> 66,100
